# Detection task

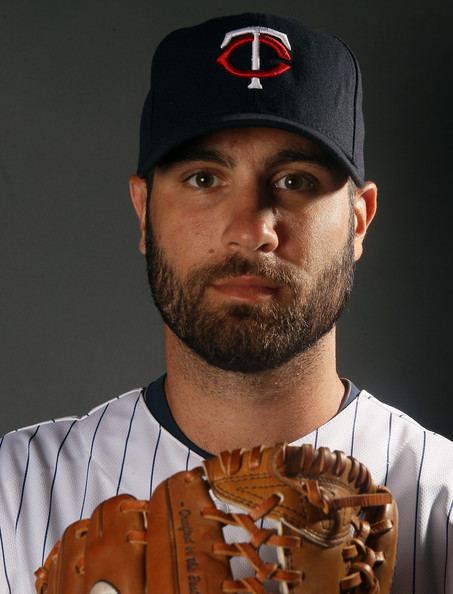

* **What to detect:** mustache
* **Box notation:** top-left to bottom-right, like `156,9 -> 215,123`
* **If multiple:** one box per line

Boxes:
186,254 -> 302,291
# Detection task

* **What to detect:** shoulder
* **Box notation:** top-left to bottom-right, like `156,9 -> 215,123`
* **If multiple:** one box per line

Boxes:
308,389 -> 453,591
339,391 -> 453,526
351,390 -> 453,472
313,389 -> 453,505
0,388 -> 146,485
358,389 -> 453,453
357,391 -> 453,591
0,388 -> 152,592
1,387 -> 144,443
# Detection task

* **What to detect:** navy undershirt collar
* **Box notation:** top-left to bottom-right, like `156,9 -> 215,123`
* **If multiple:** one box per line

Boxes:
144,375 -> 360,459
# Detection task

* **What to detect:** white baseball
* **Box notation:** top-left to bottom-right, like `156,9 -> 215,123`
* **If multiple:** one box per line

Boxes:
89,581 -> 119,594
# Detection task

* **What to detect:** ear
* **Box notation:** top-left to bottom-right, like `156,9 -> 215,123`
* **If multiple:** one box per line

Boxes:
353,181 -> 377,261
129,175 -> 148,255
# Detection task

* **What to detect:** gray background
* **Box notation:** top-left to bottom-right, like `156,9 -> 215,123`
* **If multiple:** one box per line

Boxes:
1,0 -> 452,438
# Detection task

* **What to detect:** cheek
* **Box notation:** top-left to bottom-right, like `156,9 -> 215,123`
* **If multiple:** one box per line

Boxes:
151,203 -> 221,271
281,203 -> 350,266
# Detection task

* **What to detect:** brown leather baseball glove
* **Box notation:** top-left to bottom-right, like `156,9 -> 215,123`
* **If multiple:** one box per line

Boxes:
35,443 -> 398,594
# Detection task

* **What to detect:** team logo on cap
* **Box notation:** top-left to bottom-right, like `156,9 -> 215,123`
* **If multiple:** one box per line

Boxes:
217,27 -> 292,90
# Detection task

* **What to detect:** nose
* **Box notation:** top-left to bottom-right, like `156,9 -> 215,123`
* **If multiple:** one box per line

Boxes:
221,187 -> 279,255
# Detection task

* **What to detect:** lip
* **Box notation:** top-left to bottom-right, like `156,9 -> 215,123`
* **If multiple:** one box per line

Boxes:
211,276 -> 279,301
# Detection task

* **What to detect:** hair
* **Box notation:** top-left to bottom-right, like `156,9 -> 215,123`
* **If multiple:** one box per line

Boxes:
144,170 -> 154,195
347,177 -> 357,202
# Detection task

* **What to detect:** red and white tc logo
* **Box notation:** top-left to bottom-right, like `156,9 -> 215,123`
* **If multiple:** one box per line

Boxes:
217,26 -> 292,90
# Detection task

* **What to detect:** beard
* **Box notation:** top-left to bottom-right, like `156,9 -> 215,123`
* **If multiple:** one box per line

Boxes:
145,215 -> 355,373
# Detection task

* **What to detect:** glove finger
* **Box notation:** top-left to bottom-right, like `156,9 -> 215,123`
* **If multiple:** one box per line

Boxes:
35,519 -> 89,594
361,485 -> 399,592
83,494 -> 147,594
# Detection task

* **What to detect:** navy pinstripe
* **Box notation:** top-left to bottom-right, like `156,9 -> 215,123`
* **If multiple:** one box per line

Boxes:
79,403 -> 110,519
149,424 -> 162,496
185,447 -> 191,470
350,397 -> 359,457
413,430 -> 427,594
116,392 -> 142,495
15,425 -> 40,530
384,413 -> 393,486
41,420 -> 77,565
314,428 -> 319,449
0,525 -> 11,594
1,435 -> 10,591
444,498 -> 453,592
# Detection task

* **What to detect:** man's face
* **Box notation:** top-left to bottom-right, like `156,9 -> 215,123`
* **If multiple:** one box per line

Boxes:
143,128 -> 360,373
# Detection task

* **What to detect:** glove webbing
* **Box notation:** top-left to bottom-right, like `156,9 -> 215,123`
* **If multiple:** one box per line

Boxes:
203,491 -> 388,594
203,493 -> 302,594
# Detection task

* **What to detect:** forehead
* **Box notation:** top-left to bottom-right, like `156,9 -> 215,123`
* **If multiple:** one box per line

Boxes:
156,127 -> 342,173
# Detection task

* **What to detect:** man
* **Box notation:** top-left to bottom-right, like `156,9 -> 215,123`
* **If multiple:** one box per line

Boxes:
1,12 -> 452,594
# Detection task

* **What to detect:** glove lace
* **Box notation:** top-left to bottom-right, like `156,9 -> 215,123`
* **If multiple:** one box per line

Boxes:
203,493 -> 302,594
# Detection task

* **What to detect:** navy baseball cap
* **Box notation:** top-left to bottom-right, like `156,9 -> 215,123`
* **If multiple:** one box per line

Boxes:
137,13 -> 365,186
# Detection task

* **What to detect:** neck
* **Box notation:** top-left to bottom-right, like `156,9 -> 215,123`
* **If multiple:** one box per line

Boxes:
163,326 -> 345,455
165,327 -> 344,454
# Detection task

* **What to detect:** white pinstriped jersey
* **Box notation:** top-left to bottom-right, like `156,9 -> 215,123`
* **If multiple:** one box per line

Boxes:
1,387 -> 453,594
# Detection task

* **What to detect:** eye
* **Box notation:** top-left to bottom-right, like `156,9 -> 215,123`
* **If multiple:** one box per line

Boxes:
185,171 -> 221,189
273,173 -> 315,191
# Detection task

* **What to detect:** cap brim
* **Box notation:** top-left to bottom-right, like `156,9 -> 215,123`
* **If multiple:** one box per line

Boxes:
137,113 -> 364,187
